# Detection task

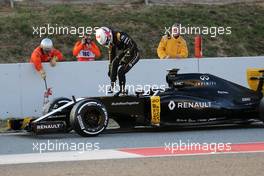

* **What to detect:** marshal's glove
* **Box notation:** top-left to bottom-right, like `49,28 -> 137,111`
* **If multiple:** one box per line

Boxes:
164,55 -> 170,59
50,56 -> 57,67
39,69 -> 46,80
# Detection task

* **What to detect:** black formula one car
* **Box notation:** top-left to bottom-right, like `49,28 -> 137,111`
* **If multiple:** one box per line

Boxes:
9,69 -> 264,137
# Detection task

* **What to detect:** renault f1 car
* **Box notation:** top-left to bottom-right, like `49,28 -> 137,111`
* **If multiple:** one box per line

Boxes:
9,69 -> 264,137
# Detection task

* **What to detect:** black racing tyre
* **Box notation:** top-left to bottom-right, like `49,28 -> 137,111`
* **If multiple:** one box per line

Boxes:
70,99 -> 108,137
259,97 -> 264,122
43,97 -> 72,132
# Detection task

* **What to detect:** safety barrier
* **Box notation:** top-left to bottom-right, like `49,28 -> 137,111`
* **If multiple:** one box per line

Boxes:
0,56 -> 263,119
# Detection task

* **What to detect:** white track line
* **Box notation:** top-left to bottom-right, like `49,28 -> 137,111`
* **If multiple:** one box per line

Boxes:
0,148 -> 264,165
0,150 -> 141,165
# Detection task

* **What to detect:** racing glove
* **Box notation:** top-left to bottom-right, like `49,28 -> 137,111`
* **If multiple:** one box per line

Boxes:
39,69 -> 46,80
50,56 -> 57,67
120,50 -> 131,64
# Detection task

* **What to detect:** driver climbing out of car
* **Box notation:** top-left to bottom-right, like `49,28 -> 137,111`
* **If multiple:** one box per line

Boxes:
95,27 -> 140,96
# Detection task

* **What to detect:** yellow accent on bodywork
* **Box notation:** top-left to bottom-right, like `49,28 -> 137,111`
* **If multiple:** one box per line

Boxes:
247,68 -> 264,93
21,117 -> 32,129
150,96 -> 161,125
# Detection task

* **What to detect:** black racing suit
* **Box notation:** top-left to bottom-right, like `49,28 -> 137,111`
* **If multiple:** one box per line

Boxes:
108,30 -> 140,92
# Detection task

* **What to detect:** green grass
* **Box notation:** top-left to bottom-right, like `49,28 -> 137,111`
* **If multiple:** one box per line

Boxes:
0,3 -> 263,63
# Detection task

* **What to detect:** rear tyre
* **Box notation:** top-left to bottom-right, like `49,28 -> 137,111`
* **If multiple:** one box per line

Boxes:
70,99 -> 108,137
43,97 -> 72,132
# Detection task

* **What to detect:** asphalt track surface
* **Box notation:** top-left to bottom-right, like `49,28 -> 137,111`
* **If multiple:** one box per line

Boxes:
1,153 -> 264,176
0,124 -> 264,154
0,124 -> 263,176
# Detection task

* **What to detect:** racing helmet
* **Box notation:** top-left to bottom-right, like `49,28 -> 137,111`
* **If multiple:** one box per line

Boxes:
40,38 -> 53,52
95,27 -> 113,47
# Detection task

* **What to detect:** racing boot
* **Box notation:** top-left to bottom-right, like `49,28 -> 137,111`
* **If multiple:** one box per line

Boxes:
114,90 -> 128,97
119,90 -> 128,96
114,83 -> 128,96
108,82 -> 116,94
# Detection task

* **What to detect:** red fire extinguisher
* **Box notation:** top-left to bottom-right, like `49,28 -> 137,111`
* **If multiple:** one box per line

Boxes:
195,35 -> 202,58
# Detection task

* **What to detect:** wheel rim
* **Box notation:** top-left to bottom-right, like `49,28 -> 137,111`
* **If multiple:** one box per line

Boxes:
80,106 -> 106,132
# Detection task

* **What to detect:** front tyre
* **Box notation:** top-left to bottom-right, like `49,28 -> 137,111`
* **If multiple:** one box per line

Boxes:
70,99 -> 109,137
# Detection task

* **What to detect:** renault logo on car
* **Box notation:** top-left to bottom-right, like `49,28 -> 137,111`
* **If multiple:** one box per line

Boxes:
168,101 -> 176,110
200,75 -> 210,81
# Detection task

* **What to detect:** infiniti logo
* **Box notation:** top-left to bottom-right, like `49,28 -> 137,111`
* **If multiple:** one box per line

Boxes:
200,75 -> 210,81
